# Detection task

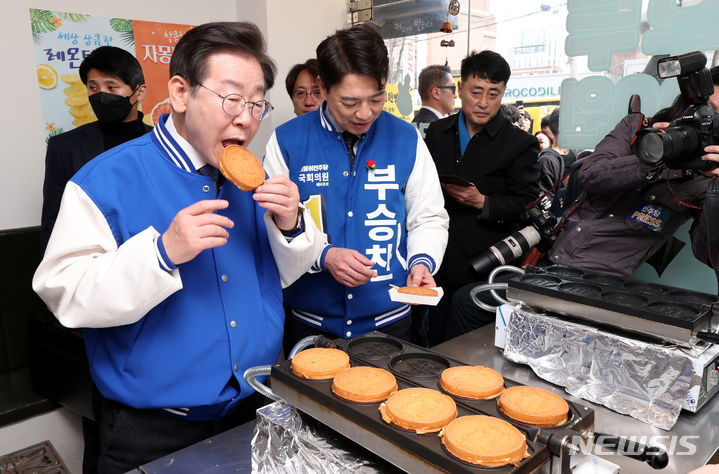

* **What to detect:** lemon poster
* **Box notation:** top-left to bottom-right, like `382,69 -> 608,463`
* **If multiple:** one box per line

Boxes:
30,9 -> 193,143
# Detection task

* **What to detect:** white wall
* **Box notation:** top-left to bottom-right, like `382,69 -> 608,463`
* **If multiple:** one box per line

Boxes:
0,0 -> 347,231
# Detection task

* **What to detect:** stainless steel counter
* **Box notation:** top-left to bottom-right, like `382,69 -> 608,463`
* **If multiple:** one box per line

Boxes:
130,326 -> 719,473
432,326 -> 719,474
130,420 -> 255,473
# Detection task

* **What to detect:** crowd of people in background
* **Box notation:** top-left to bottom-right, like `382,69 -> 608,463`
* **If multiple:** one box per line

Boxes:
30,20 -> 719,473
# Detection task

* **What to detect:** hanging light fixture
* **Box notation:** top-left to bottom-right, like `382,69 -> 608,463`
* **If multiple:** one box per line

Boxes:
440,0 -> 460,33
440,0 -> 459,64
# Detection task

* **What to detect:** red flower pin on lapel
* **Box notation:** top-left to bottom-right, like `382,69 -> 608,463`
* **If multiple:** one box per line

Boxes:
366,159 -> 376,171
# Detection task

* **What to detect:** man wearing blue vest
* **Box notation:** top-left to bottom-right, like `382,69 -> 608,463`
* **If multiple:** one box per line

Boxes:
33,22 -> 323,473
264,24 -> 449,351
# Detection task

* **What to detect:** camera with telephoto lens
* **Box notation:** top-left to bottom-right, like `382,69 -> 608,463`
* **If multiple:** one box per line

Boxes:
633,51 -> 719,171
470,205 -> 557,276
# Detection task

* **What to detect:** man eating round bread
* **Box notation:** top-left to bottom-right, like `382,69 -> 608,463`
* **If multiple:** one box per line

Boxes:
33,22 -> 324,473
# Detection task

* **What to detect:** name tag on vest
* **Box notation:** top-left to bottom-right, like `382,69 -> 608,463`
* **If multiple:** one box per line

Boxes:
628,203 -> 671,232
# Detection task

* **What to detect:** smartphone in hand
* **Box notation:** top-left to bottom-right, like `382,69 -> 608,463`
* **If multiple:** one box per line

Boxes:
439,175 -> 473,187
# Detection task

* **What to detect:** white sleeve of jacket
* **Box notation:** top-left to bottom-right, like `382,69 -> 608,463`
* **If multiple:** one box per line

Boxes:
263,131 -> 328,285
32,182 -> 183,329
405,128 -> 449,274
262,131 -> 291,178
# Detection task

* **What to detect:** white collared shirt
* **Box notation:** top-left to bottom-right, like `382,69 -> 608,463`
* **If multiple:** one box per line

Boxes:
422,106 -> 444,120
164,113 -> 207,171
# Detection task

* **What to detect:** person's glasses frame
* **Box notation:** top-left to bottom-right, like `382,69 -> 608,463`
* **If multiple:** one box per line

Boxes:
293,89 -> 323,101
198,83 -> 273,121
436,85 -> 457,94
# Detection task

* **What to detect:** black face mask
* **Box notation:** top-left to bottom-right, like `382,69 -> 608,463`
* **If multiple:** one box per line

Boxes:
89,91 -> 136,123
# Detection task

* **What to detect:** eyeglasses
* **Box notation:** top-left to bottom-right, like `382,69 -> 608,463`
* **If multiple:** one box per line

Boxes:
198,83 -> 273,121
437,85 -> 457,94
293,89 -> 323,101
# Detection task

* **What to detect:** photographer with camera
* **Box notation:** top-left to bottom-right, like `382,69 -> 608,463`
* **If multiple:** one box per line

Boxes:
549,55 -> 719,277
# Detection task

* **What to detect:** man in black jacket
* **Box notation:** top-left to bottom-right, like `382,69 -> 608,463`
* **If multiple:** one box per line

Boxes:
41,46 -> 151,255
424,50 -> 539,343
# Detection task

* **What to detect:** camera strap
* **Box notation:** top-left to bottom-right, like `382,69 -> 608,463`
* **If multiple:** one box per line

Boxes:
521,247 -> 545,267
527,162 -> 571,210
702,177 -> 719,268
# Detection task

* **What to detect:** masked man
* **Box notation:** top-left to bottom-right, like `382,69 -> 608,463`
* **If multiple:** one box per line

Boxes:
40,46 -> 150,254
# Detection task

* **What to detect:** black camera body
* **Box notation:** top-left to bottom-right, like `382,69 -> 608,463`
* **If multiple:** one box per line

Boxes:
633,51 -> 719,170
470,205 -> 557,276
522,205 -> 557,252
634,103 -> 719,170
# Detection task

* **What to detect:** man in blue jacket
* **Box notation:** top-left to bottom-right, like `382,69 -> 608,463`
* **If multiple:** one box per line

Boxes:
33,22 -> 323,473
264,24 -> 449,351
38,44 -> 152,474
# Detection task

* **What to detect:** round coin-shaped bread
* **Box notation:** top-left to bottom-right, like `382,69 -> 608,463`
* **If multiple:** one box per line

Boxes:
440,365 -> 504,399
498,386 -> 569,426
290,348 -> 350,380
440,415 -> 529,467
332,366 -> 398,403
379,387 -> 457,434
397,286 -> 438,297
217,144 -> 265,191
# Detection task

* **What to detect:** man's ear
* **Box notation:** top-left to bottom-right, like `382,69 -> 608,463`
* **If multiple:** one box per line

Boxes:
431,85 -> 441,101
168,75 -> 190,113
134,84 -> 148,103
317,76 -> 327,101
318,76 -> 328,97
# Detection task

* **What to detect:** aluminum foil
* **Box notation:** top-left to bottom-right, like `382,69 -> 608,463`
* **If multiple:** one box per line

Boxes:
251,400 -> 401,474
503,305 -> 694,430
